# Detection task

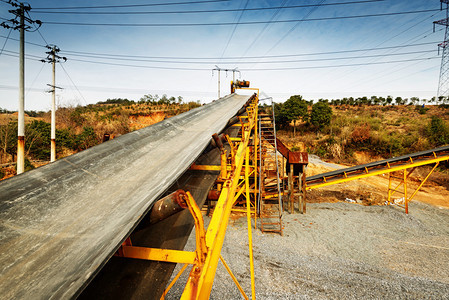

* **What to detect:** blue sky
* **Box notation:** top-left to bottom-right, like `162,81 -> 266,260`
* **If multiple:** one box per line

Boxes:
0,0 -> 445,110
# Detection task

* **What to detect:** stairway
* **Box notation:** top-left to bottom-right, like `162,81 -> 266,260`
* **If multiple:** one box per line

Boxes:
258,103 -> 283,235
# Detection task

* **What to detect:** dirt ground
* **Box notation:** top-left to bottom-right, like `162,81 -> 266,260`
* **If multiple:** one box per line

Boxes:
166,157 -> 449,299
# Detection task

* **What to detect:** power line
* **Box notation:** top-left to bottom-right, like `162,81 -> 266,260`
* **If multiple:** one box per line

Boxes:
345,52 -> 436,90
0,34 -> 46,48
59,56 -> 441,71
3,48 -> 438,66
31,0 -> 384,15
0,27 -> 12,56
263,0 -> 327,56
59,63 -> 87,105
0,34 -> 439,60
239,57 -> 439,71
333,12 -> 442,81
7,51 -> 437,71
25,62 -> 45,96
0,33 -> 437,59
219,0 -> 249,60
53,49 -> 437,65
236,0 -> 288,61
32,9 -> 441,27
32,0 -> 230,10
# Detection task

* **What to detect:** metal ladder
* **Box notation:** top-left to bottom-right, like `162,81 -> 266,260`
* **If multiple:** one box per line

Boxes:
258,100 -> 283,235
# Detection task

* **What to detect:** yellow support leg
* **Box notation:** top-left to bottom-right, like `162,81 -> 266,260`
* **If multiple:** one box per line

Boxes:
160,263 -> 190,300
220,256 -> 249,300
404,169 -> 408,214
408,162 -> 439,202
245,146 -> 256,300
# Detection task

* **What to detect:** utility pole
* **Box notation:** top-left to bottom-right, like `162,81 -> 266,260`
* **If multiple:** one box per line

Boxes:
434,0 -> 449,102
213,66 -> 240,98
1,0 -> 41,174
41,45 -> 66,162
18,3 -> 25,174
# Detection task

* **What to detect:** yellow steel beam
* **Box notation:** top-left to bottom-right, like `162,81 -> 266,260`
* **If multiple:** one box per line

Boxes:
219,256 -> 249,300
389,167 -> 416,198
181,96 -> 258,299
160,263 -> 190,300
306,155 -> 449,190
120,246 -> 196,264
190,164 -> 221,171
245,146 -> 256,299
408,162 -> 439,202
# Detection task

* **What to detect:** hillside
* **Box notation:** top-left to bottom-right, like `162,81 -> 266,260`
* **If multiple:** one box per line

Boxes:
0,98 -> 201,179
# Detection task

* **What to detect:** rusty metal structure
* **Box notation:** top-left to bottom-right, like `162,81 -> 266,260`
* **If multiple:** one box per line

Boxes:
258,98 -> 308,223
258,102 -> 284,234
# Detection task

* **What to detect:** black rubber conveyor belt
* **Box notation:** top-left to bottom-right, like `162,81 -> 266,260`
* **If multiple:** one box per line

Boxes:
0,93 -> 252,299
306,144 -> 449,184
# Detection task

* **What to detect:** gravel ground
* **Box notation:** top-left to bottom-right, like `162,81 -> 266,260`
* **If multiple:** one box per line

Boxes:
166,201 -> 449,299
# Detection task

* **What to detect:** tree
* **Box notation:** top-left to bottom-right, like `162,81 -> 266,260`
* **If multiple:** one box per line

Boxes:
0,121 -> 17,162
273,102 -> 289,129
309,101 -> 332,130
282,95 -> 308,136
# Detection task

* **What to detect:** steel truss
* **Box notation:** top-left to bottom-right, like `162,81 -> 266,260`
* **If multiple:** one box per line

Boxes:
306,150 -> 449,213
115,93 -> 260,299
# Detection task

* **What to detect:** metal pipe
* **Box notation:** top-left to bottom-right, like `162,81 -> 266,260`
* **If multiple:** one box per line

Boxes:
148,190 -> 188,225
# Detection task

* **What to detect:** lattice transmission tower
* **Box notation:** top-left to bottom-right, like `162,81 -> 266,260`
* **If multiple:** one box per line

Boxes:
434,0 -> 449,99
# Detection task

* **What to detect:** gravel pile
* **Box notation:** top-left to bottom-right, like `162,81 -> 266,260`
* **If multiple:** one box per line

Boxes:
166,201 -> 449,299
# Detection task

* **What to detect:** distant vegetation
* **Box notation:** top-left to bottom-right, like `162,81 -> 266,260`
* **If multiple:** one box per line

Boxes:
267,95 -> 449,166
2,92 -> 449,179
0,94 -> 201,179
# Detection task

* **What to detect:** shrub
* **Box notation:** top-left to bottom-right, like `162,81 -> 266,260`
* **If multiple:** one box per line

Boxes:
415,105 -> 429,115
75,126 -> 98,150
351,123 -> 371,144
427,116 -> 449,146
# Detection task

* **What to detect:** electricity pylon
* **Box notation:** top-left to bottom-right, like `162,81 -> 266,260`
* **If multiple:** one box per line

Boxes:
434,0 -> 449,102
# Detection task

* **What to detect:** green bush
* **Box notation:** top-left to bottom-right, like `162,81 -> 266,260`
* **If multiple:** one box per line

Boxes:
415,105 -> 429,115
75,126 -> 98,150
427,116 -> 449,146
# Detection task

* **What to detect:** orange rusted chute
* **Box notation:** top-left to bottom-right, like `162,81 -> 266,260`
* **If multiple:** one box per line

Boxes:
231,79 -> 250,93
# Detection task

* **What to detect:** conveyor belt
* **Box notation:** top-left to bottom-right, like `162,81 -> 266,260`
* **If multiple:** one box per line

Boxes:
306,145 -> 449,188
0,93 -> 252,299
